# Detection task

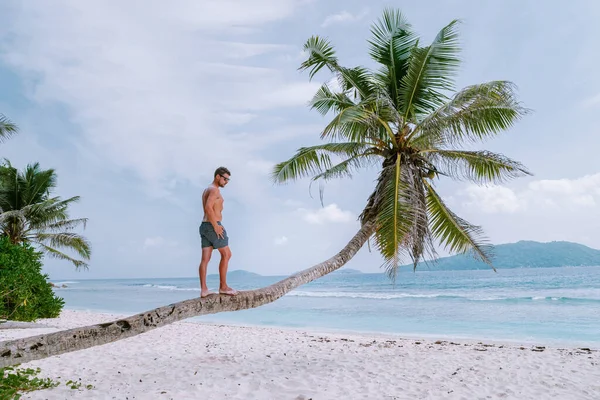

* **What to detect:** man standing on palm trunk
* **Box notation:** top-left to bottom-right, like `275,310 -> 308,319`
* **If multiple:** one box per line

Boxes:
198,166 -> 238,298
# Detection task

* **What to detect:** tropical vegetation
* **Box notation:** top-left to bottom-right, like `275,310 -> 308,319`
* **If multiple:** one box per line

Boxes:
0,113 -> 18,144
0,161 -> 91,268
0,236 -> 64,322
272,8 -> 531,278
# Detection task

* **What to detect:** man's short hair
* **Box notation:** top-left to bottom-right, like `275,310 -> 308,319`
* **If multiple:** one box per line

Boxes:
214,166 -> 231,178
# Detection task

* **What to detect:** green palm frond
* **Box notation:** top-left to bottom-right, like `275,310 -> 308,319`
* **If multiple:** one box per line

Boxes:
425,180 -> 494,268
309,84 -> 357,116
368,8 -> 418,107
320,103 -> 399,146
36,243 -> 89,269
413,81 -> 530,147
0,161 -> 91,268
20,163 -> 56,205
35,217 -> 88,232
400,19 -> 461,121
311,151 -> 382,182
35,232 -> 91,260
335,66 -> 376,100
271,142 -> 373,184
372,157 -> 414,280
320,106 -> 379,142
403,165 -> 437,270
0,114 -> 18,143
428,150 -> 532,184
300,37 -> 376,100
23,197 -> 80,228
299,36 -> 340,80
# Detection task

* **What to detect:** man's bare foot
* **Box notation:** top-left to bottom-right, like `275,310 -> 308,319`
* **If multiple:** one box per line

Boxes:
219,287 -> 238,296
201,289 -> 216,298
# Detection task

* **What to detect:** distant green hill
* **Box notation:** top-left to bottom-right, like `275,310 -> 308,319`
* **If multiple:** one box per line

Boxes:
404,241 -> 600,271
208,270 -> 262,278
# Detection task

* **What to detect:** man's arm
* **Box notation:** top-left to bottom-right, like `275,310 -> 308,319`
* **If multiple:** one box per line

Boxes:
203,188 -> 224,237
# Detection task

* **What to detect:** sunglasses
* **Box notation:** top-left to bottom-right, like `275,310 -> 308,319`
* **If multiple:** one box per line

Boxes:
221,176 -> 230,182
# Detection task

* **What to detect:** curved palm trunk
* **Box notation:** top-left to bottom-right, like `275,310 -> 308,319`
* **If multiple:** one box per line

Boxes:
1,221 -> 375,367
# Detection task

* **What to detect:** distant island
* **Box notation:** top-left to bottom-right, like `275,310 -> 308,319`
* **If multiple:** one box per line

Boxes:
208,270 -> 263,278
404,240 -> 600,271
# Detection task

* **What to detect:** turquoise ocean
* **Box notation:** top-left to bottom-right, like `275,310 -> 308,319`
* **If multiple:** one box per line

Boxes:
51,266 -> 600,347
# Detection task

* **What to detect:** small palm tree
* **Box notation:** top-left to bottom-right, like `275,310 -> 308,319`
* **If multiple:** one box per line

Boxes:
0,161 -> 91,268
0,113 -> 18,143
272,8 -> 531,279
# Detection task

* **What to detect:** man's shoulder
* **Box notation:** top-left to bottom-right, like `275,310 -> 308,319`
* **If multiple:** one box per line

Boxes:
204,185 -> 220,195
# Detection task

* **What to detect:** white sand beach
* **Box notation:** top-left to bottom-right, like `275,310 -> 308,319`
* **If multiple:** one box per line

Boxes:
1,310 -> 599,400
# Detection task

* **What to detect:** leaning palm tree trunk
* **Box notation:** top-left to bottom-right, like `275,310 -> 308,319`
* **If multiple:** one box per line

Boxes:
0,221 -> 375,367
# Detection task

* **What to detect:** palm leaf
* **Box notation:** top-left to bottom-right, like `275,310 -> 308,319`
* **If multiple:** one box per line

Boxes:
0,114 -> 18,143
36,243 -> 89,269
427,150 -> 532,184
35,217 -> 88,232
271,142 -> 372,184
35,232 -> 91,260
22,196 -> 80,228
424,181 -> 494,269
402,165 -> 437,270
309,84 -> 357,116
335,66 -> 377,101
299,37 -> 375,100
312,150 -> 381,182
299,36 -> 339,80
367,8 -> 418,107
0,162 -> 91,268
372,156 -> 414,281
19,163 -> 56,205
320,104 -> 399,146
399,19 -> 461,121
413,81 -> 530,147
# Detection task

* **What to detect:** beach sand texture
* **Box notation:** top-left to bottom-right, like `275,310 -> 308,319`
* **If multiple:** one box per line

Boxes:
1,310 -> 599,399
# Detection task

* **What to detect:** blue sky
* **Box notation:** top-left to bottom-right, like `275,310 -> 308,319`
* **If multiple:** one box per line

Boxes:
1,1 -> 599,280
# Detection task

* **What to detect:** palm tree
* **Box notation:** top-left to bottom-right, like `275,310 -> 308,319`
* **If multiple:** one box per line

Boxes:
0,161 -> 91,268
0,9 -> 530,367
271,9 -> 531,279
0,113 -> 18,143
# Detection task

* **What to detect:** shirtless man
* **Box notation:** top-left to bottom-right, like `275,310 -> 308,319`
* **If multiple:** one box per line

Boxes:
198,166 -> 238,297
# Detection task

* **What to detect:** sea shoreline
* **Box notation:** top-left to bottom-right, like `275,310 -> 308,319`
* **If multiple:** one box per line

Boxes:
60,305 -> 600,350
2,309 -> 599,399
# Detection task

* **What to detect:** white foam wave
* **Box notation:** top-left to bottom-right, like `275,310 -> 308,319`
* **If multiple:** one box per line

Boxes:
285,291 -> 591,302
141,284 -> 197,291
286,291 -> 446,300
53,281 -> 79,285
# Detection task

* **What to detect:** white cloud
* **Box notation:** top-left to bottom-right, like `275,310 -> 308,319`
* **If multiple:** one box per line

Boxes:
528,174 -> 600,196
321,8 -> 369,27
457,173 -> 600,214
274,236 -> 288,245
461,185 -> 523,214
298,203 -> 355,224
0,0 -> 315,200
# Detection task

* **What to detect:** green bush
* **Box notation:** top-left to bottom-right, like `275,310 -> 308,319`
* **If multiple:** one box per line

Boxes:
0,236 -> 64,321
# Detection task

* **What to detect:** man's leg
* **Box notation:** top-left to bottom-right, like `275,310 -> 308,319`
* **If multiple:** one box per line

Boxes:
217,246 -> 237,295
199,246 -> 214,297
